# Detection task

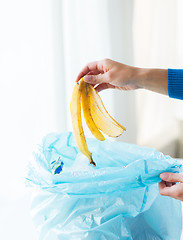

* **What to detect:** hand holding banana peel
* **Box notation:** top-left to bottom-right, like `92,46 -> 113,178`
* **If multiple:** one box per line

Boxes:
70,78 -> 126,166
72,58 -> 166,166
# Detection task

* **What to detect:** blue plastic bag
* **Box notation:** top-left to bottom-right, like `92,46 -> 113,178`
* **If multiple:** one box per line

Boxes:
26,132 -> 182,240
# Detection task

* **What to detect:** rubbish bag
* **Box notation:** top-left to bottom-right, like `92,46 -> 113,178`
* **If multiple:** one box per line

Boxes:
26,132 -> 182,240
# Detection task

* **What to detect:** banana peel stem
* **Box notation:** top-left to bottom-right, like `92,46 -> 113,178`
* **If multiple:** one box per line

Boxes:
89,156 -> 96,166
90,160 -> 96,167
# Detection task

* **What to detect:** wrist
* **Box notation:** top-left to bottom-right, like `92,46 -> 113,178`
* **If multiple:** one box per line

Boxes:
135,68 -> 150,89
135,68 -> 168,95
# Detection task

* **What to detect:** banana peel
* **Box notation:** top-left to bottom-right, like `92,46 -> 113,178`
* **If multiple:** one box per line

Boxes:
70,78 -> 126,166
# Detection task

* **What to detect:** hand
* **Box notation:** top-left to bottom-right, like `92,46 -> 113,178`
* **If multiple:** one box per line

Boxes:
159,172 -> 183,201
76,58 -> 168,95
76,58 -> 140,92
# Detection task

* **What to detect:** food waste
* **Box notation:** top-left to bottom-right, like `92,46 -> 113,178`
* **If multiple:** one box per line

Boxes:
70,78 -> 126,166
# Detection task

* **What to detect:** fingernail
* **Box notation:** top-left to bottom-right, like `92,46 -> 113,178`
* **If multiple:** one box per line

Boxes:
160,173 -> 169,180
83,75 -> 92,81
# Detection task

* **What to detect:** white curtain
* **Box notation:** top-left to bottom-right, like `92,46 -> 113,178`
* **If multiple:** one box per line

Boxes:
60,0 -> 136,143
0,1 -> 59,239
133,0 -> 183,157
0,0 -> 135,239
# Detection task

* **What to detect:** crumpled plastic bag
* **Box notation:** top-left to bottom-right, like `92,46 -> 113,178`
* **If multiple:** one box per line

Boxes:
26,132 -> 182,240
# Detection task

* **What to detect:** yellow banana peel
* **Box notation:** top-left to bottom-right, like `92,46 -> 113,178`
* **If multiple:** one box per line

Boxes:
70,78 -> 126,166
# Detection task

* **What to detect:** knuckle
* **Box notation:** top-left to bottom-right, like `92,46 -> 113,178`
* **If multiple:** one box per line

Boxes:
166,173 -> 175,182
87,62 -> 93,69
103,58 -> 110,64
167,175 -> 172,181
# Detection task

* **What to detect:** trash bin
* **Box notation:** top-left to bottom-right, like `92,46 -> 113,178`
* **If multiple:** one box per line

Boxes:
26,132 -> 182,240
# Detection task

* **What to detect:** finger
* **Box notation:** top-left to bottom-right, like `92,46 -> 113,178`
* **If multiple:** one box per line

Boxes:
94,83 -> 116,92
83,73 -> 108,85
85,72 -> 99,88
159,180 -> 175,196
159,181 -> 183,199
87,70 -> 101,76
160,172 -> 183,183
76,61 -> 104,82
86,72 -> 102,88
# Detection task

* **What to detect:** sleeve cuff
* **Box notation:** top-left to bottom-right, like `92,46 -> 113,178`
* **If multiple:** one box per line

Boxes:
168,69 -> 183,100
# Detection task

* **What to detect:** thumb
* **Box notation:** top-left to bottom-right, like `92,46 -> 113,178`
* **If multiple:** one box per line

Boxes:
83,74 -> 106,85
160,172 -> 183,183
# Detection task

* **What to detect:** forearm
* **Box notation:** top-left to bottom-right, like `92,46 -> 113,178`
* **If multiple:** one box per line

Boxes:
136,68 -> 168,95
78,59 -> 183,100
